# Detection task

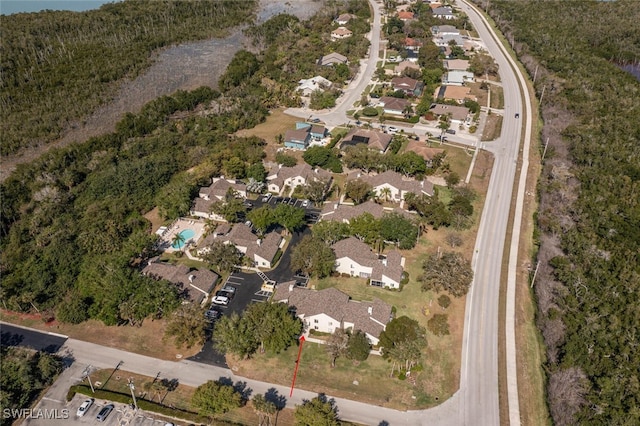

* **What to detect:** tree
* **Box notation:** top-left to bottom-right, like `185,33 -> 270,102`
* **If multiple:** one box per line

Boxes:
252,394 -> 277,426
427,314 -> 450,336
290,235 -> 336,278
445,172 -> 461,188
378,186 -> 392,203
276,152 -> 297,167
55,294 -> 90,324
346,330 -> 371,362
247,205 -> 275,234
394,151 -> 427,177
243,302 -> 303,354
171,232 -> 186,252
213,311 -> 258,359
468,52 -> 498,77
303,146 -> 331,167
344,179 -> 372,204
211,198 -> 247,223
437,294 -> 452,309
326,329 -> 350,367
379,212 -> 419,249
312,220 -> 350,246
164,304 -> 208,349
192,380 -> 242,417
378,316 -> 427,374
246,162 -> 267,182
203,240 -> 242,272
419,252 -> 474,297
224,157 -> 246,179
273,204 -> 306,234
294,394 -> 340,426
302,179 -> 330,204
349,212 -> 380,245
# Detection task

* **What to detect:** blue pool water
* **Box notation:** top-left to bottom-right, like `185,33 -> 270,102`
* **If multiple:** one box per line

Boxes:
172,229 -> 195,249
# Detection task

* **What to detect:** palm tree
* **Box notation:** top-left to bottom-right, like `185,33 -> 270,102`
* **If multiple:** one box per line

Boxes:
171,232 -> 186,253
379,187 -> 392,203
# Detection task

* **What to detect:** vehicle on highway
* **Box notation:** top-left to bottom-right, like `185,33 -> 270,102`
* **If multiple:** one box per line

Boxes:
515,112 -> 520,118
77,398 -> 94,417
212,295 -> 229,306
261,193 -> 272,202
96,404 -> 114,422
446,129 -> 456,134
387,126 -> 398,134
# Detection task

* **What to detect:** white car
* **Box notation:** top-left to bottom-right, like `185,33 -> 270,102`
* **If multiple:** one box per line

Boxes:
301,200 -> 310,208
77,398 -> 94,417
388,126 -> 398,134
212,295 -> 229,306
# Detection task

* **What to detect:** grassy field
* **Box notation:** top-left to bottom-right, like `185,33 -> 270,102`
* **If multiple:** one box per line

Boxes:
482,113 -> 503,141
235,108 -> 301,162
490,85 -> 505,109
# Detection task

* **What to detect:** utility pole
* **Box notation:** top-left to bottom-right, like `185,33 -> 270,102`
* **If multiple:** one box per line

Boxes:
530,260 -> 541,288
128,378 -> 138,411
542,137 -> 550,161
539,85 -> 546,104
533,65 -> 539,83
82,365 -> 95,393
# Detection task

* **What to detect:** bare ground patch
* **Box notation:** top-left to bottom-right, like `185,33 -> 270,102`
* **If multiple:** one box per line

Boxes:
482,114 -> 503,141
235,108 -> 301,162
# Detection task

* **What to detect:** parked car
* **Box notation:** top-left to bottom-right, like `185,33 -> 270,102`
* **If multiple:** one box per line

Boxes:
212,295 -> 229,306
222,285 -> 236,294
283,197 -> 291,204
310,118 -> 321,123
245,220 -> 252,228
301,200 -> 310,208
388,126 -> 398,134
446,129 -> 456,134
288,198 -> 297,205
96,404 -> 114,422
216,290 -> 234,300
205,308 -> 221,321
77,398 -> 94,417
262,193 -> 272,202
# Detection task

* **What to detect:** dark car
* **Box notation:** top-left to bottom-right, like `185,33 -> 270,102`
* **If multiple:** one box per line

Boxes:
205,308 -> 222,321
310,118 -> 321,123
446,129 -> 456,135
515,112 -> 520,118
96,404 -> 114,422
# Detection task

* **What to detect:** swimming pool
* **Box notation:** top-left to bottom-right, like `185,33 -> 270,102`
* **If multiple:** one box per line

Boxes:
171,229 -> 195,249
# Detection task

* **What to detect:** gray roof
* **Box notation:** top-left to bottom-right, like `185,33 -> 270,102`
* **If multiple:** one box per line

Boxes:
341,128 -> 393,152
142,260 -> 219,304
272,286 -> 392,340
319,52 -> 348,66
429,103 -> 470,121
391,76 -> 421,91
350,170 -> 434,197
267,163 -> 332,190
321,200 -> 385,222
380,96 -> 411,112
199,178 -> 246,200
332,237 -> 379,266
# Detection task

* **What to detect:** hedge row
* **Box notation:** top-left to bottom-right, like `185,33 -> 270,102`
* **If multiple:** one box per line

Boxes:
66,385 -> 237,425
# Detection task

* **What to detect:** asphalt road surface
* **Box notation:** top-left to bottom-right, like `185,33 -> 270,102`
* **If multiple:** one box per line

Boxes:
1,322 -> 67,353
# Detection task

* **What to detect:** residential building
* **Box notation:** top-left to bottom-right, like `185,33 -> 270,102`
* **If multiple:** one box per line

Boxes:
266,163 -> 332,195
378,96 -> 412,116
340,129 -> 393,153
435,85 -> 477,103
347,170 -> 434,202
429,103 -> 471,125
296,76 -> 332,96
335,13 -> 355,25
331,26 -> 353,40
198,223 -> 283,268
443,70 -> 475,85
405,141 -> 446,168
397,11 -> 415,21
191,178 -> 247,221
394,60 -> 421,76
432,6 -> 454,20
322,200 -> 386,223
431,25 -> 459,37
142,258 -> 219,304
318,52 -> 348,67
434,34 -> 465,47
404,37 -> 423,51
391,76 -> 424,96
272,285 -> 393,345
332,237 -> 406,289
284,129 -> 311,150
444,59 -> 470,71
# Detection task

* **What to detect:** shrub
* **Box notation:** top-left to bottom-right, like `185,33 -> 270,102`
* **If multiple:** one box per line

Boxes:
427,314 -> 450,336
437,295 -> 451,309
361,106 -> 379,117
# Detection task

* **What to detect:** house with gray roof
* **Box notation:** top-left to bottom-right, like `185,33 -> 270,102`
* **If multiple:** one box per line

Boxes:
191,177 -> 247,220
431,25 -> 460,37
319,52 -> 348,67
197,223 -> 284,269
347,170 -> 434,202
332,237 -> 406,289
391,76 -> 424,96
320,200 -> 413,223
429,103 -> 471,125
272,285 -> 393,345
267,163 -> 332,195
432,6 -> 454,20
379,96 -> 412,116
443,70 -> 475,86
142,258 -> 219,305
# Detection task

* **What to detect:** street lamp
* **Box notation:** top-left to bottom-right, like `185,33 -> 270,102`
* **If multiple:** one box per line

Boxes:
128,378 -> 138,411
81,365 -> 95,393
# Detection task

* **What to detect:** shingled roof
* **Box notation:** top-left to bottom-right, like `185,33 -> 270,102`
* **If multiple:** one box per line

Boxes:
272,286 -> 392,341
341,129 -> 393,152
332,238 -> 405,285
348,170 -> 434,197
142,259 -> 219,304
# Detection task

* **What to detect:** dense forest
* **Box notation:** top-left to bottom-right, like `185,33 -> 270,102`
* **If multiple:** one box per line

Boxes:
0,0 -> 257,156
475,0 -> 640,424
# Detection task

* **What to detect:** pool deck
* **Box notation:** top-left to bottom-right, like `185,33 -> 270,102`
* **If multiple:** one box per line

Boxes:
157,218 -> 206,253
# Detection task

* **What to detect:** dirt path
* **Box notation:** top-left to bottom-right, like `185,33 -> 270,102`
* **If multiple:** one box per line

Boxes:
0,0 -> 325,182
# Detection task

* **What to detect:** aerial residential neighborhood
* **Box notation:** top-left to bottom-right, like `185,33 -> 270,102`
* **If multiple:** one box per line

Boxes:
3,0 -> 637,425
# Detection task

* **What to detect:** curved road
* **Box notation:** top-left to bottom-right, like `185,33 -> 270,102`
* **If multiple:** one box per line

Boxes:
7,1 -> 533,425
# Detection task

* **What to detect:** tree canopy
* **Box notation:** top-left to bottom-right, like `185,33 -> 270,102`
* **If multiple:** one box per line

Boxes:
290,235 -> 336,279
419,252 -> 473,297
192,380 -> 243,417
294,394 -> 340,426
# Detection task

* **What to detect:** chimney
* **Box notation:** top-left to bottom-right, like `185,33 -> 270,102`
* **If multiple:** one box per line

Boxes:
289,283 -> 294,292
368,306 -> 373,315
189,275 -> 195,283
257,239 -> 262,246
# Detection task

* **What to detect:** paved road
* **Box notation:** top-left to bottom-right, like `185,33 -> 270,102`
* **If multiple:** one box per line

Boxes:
1,322 -> 68,353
